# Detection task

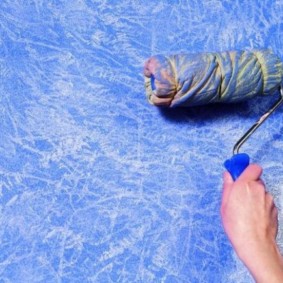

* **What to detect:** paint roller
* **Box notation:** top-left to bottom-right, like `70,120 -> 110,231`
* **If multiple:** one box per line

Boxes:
144,50 -> 283,180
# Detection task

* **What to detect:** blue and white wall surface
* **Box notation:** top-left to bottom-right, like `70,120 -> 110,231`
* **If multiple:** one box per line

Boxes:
1,1 -> 283,282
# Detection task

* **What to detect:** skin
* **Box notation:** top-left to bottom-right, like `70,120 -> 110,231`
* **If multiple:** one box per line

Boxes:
221,164 -> 283,283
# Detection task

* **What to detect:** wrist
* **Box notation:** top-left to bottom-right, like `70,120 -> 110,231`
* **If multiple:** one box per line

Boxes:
239,240 -> 283,283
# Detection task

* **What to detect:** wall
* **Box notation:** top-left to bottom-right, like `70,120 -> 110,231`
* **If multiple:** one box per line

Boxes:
1,1 -> 283,282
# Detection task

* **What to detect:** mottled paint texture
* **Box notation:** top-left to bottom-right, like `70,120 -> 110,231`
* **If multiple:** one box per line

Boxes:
145,50 -> 283,107
1,1 -> 283,283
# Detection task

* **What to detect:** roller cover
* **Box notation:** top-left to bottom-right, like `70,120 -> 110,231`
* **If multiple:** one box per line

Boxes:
144,50 -> 283,107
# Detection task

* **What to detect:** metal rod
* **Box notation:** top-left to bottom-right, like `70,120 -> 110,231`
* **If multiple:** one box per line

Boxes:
233,87 -> 283,155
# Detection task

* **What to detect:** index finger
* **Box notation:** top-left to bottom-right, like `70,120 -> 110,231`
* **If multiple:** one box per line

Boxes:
237,164 -> 263,182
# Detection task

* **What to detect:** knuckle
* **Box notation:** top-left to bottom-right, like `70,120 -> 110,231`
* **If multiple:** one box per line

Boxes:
249,180 -> 265,191
266,192 -> 274,202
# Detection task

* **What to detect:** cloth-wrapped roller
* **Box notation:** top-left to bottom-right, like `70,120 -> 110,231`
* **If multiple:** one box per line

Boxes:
144,50 -> 283,107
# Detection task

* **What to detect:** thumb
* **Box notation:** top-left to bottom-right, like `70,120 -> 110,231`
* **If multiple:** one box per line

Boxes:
223,171 -> 233,186
222,171 -> 233,205
237,164 -> 262,182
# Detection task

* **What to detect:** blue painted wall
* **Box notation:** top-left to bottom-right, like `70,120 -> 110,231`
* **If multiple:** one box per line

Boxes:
1,1 -> 283,282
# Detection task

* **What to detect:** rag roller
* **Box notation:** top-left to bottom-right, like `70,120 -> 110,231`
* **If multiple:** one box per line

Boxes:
144,50 -> 283,180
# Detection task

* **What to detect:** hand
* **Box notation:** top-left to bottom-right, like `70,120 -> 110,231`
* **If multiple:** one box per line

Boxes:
221,164 -> 283,283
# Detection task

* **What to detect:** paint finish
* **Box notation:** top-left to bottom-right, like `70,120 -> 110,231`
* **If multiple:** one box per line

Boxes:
0,1 -> 283,282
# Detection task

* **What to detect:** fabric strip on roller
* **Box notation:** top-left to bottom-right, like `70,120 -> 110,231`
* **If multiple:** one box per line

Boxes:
144,50 -> 283,107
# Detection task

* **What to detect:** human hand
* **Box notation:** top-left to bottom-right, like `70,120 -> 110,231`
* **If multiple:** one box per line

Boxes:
221,164 -> 283,282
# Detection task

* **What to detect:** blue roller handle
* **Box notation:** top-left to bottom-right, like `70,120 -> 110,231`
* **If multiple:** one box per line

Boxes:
224,153 -> 250,181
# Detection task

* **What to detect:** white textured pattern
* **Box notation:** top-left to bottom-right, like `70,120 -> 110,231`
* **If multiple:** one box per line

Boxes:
0,1 -> 283,282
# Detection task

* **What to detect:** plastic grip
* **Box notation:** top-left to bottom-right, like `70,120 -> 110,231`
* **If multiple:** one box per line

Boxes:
224,153 -> 250,181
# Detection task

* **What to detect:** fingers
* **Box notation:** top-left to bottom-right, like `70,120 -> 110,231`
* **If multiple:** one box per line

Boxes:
237,164 -> 263,182
272,205 -> 278,218
271,203 -> 279,237
222,171 -> 233,206
257,178 -> 265,187
266,192 -> 275,205
223,171 -> 233,186
222,164 -> 263,208
222,164 -> 263,206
